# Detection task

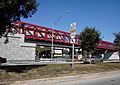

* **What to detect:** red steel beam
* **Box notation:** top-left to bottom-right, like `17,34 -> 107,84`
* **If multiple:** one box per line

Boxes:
11,21 -> 115,50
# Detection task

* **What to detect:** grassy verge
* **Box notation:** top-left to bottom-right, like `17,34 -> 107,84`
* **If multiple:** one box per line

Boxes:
0,62 -> 120,82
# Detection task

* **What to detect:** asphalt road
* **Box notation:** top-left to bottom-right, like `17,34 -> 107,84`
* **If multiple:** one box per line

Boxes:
10,71 -> 120,85
56,74 -> 120,85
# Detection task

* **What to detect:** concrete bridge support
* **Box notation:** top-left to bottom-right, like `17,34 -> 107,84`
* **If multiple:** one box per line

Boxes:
0,34 -> 36,63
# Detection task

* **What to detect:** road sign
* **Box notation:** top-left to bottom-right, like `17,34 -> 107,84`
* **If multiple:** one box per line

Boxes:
70,22 -> 76,39
70,38 -> 75,43
70,22 -> 76,27
70,28 -> 76,33
70,32 -> 76,39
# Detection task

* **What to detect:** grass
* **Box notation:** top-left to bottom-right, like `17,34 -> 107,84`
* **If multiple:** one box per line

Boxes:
0,62 -> 120,82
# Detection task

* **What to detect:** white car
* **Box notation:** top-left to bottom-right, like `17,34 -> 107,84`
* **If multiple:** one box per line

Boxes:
84,56 -> 103,64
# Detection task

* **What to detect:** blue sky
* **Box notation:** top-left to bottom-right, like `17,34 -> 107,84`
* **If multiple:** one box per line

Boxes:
22,0 -> 120,42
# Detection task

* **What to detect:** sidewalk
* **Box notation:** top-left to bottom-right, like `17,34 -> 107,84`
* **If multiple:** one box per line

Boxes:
10,70 -> 120,85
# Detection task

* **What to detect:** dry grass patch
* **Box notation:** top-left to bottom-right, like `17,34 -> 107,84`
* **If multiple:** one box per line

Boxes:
0,63 -> 120,82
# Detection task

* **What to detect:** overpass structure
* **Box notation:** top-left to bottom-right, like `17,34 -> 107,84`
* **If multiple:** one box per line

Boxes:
0,21 -> 117,65
11,21 -> 115,50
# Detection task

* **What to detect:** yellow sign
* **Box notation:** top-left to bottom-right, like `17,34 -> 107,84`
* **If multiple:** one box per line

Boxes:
70,28 -> 76,33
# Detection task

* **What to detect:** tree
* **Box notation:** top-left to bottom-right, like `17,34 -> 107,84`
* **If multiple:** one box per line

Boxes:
113,32 -> 120,60
0,0 -> 39,37
36,47 -> 51,59
79,27 -> 101,58
63,49 -> 69,55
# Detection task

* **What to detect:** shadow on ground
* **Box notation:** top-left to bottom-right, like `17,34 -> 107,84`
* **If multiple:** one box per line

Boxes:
0,65 -> 46,73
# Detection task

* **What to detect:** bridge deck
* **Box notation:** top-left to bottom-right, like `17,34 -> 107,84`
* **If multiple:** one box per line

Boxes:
11,21 -> 115,50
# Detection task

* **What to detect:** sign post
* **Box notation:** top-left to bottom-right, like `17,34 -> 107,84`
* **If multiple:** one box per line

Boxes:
72,43 -> 74,69
70,22 -> 76,69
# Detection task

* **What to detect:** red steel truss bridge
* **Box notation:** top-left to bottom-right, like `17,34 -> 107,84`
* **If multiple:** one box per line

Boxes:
10,21 -> 115,50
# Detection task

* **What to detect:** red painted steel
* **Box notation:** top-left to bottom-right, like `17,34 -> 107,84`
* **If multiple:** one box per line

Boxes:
11,21 -> 115,50
97,40 -> 115,50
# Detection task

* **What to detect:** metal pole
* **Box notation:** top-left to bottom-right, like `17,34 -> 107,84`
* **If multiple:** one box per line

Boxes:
89,52 -> 92,64
51,11 -> 70,59
72,43 -> 74,69
51,29 -> 54,59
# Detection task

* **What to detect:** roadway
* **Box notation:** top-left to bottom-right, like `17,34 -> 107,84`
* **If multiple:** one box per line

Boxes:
10,70 -> 120,85
55,73 -> 120,85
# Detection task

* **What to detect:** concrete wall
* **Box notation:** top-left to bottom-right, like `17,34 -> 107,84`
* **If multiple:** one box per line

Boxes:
0,34 -> 36,62
104,51 -> 119,60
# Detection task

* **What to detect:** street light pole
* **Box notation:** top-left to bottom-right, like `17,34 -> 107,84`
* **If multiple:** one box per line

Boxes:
51,11 -> 70,59
51,28 -> 54,59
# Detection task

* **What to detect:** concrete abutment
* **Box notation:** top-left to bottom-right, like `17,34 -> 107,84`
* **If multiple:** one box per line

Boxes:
0,34 -> 36,63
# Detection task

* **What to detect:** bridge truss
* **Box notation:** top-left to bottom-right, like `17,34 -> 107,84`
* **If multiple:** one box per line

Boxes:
10,21 -> 115,50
